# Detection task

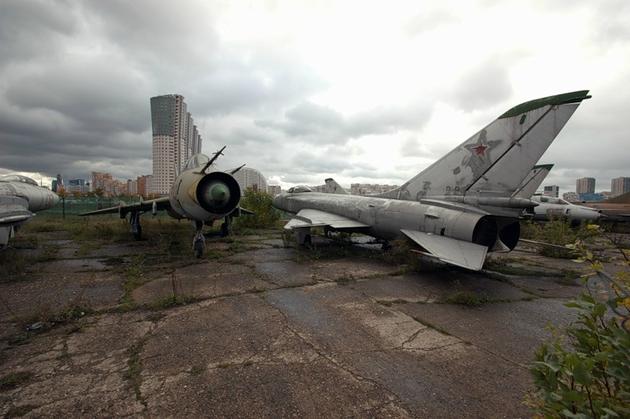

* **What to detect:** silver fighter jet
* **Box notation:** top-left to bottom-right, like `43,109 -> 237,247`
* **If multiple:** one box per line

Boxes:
0,174 -> 60,247
515,164 -> 602,225
81,147 -> 249,257
273,90 -> 591,270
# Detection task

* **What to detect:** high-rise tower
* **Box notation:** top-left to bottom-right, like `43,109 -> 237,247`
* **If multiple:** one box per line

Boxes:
150,94 -> 203,195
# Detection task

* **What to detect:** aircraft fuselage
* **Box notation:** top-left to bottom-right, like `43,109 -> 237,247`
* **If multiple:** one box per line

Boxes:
273,192 -> 519,251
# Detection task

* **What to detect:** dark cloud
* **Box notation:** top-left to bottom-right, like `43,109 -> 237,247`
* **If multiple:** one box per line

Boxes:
0,0 -> 78,65
0,0 -> 628,192
256,101 -> 432,145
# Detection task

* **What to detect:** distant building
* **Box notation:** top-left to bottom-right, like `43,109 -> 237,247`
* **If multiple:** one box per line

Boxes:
150,94 -> 203,195
233,167 -> 267,193
611,177 -> 630,197
67,179 -> 88,194
543,185 -> 559,198
576,177 -> 595,195
563,192 -> 578,202
91,172 -> 113,196
578,192 -> 604,202
51,174 -> 64,192
267,185 -> 282,196
127,179 -> 138,196
136,175 -> 152,198
350,183 -> 399,196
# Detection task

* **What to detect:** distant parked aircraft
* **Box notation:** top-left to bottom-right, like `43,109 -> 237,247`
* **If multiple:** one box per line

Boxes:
0,174 -> 59,247
513,164 -> 603,225
273,91 -> 591,270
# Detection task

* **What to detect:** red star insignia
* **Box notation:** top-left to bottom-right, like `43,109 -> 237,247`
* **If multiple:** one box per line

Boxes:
472,144 -> 488,156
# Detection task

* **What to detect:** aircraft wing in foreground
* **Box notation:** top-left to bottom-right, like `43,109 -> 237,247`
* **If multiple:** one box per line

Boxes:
0,175 -> 59,247
273,90 -> 591,270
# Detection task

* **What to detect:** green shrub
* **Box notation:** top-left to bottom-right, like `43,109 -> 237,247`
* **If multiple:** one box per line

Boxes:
520,220 -> 600,258
529,239 -> 630,417
234,190 -> 280,230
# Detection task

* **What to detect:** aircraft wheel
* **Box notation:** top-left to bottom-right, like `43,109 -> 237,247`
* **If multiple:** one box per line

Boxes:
193,239 -> 204,258
303,234 -> 312,247
133,226 -> 142,241
382,241 -> 392,251
220,222 -> 229,237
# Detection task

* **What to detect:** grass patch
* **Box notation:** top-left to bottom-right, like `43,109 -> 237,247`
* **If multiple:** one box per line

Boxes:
148,295 -> 196,310
124,341 -> 145,403
0,248 -> 28,281
336,273 -> 356,286
5,404 -> 38,418
190,365 -> 204,375
0,371 -> 33,392
118,255 -> 148,310
444,291 -> 489,307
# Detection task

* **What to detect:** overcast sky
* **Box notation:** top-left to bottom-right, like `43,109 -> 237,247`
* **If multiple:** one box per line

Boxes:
1,0 -> 628,194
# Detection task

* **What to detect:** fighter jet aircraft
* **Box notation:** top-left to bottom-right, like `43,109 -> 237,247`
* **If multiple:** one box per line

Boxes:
81,147 -> 247,257
514,164 -> 603,225
0,174 -> 60,247
273,90 -> 591,270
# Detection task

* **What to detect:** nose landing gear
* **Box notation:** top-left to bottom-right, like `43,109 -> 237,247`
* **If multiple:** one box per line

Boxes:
193,220 -> 205,258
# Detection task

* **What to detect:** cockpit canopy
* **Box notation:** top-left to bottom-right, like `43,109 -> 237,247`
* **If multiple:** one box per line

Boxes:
287,186 -> 312,193
0,174 -> 38,185
184,154 -> 210,171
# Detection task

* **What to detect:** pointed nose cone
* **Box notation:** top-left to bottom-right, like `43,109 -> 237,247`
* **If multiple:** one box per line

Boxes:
201,182 -> 231,207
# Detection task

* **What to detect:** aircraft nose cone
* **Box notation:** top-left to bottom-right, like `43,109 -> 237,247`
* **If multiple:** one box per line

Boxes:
203,182 -> 230,206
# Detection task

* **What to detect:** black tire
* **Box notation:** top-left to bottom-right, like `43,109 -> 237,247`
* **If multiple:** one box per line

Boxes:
220,222 -> 229,237
303,234 -> 312,247
133,225 -> 142,241
194,240 -> 204,258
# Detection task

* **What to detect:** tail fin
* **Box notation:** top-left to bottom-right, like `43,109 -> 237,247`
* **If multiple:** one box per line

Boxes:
379,91 -> 590,201
324,178 -> 349,194
512,164 -> 553,198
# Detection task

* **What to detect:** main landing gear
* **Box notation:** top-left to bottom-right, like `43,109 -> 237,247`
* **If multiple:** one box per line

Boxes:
220,216 -> 231,237
193,220 -> 205,258
130,212 -> 142,240
193,216 -> 232,258
294,228 -> 312,247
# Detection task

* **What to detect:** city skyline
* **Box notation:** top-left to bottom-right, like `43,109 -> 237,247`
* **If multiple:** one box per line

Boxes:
1,1 -> 629,193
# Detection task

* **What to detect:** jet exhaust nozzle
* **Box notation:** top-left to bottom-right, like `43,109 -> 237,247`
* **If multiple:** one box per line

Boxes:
196,172 -> 241,215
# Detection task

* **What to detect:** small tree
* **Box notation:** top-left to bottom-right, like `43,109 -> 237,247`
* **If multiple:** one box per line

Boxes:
530,231 -> 630,418
233,189 -> 280,229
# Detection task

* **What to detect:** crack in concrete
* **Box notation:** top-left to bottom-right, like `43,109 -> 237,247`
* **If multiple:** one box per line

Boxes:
260,295 -> 413,417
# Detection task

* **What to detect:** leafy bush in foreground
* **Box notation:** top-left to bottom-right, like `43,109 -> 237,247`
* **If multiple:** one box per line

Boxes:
530,238 -> 630,418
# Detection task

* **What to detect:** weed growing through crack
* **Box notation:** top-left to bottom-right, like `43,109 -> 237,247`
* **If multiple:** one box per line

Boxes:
0,371 -> 33,391
445,291 -> 489,307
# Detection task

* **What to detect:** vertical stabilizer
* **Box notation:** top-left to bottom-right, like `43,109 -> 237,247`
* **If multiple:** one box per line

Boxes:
324,178 -> 349,195
378,91 -> 590,201
512,164 -> 553,198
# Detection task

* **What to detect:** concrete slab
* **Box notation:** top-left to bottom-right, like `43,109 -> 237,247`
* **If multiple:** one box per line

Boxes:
131,261 -> 271,305
397,299 -> 577,365
0,272 -> 124,321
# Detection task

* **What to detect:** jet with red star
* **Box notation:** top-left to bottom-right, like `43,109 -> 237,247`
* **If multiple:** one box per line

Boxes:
273,91 -> 591,270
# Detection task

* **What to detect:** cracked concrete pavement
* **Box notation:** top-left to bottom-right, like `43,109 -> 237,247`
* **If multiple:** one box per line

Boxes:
0,225 -> 599,418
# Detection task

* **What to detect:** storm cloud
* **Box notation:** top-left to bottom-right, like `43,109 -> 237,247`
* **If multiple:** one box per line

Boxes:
0,0 -> 629,193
